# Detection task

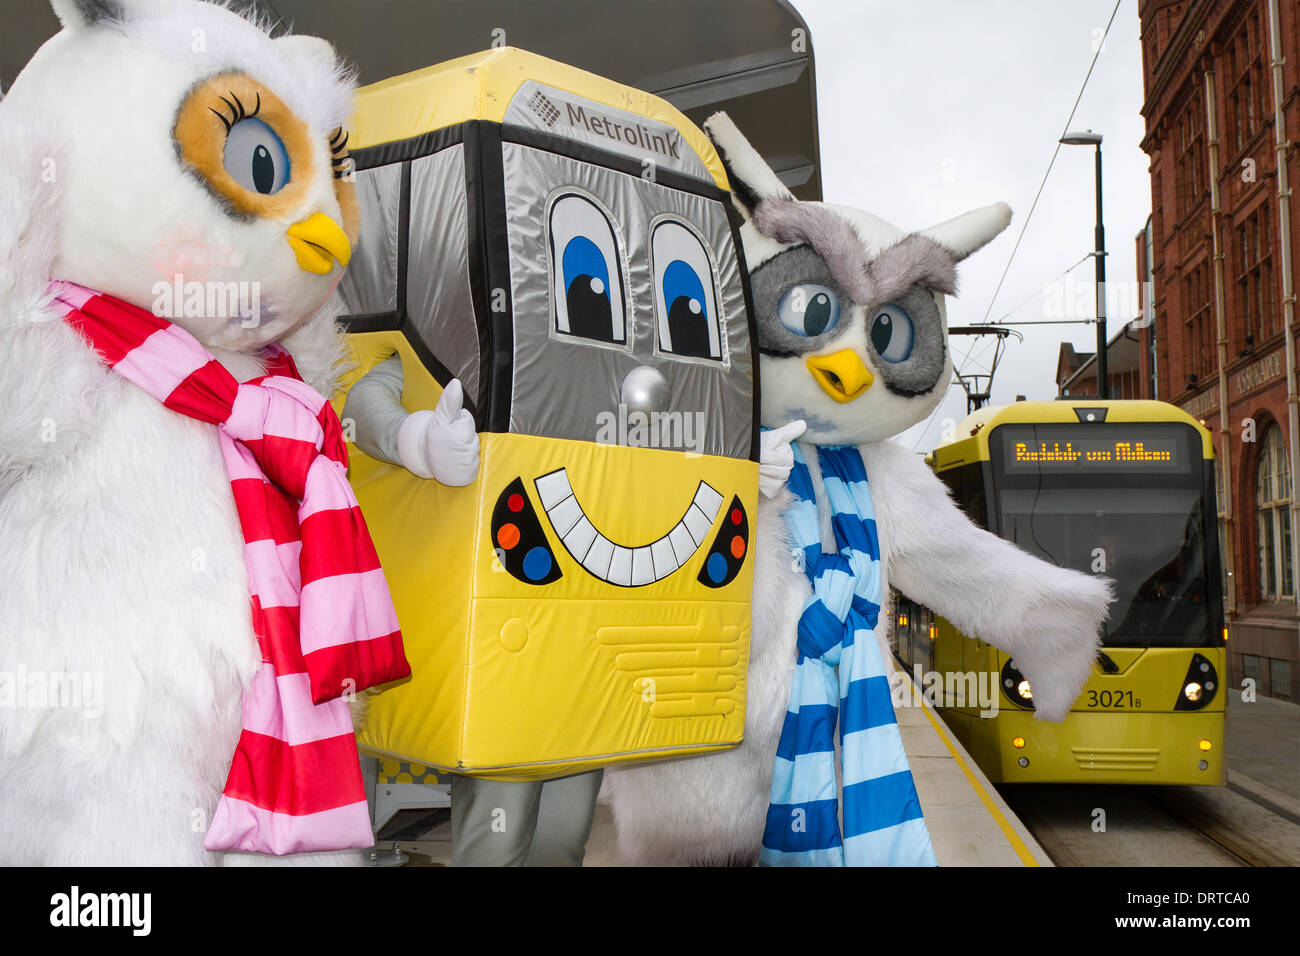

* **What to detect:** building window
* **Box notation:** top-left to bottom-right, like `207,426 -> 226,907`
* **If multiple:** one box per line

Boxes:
1184,262 -> 1211,385
1237,204 -> 1275,345
1242,653 -> 1262,685
1269,659 -> 1292,700
1152,171 -> 1164,245
1175,90 -> 1205,219
1256,425 -> 1294,600
1226,12 -> 1269,156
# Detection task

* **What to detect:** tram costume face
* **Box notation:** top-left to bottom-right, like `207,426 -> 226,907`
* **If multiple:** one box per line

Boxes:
335,49 -> 760,782
605,115 -> 1116,866
0,0 -> 390,864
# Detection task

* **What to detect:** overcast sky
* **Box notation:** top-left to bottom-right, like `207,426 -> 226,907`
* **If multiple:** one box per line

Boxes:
791,0 -> 1150,450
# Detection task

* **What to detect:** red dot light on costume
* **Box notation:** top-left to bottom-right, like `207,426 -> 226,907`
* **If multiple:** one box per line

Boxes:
730,536 -> 745,559
731,508 -> 742,525
507,493 -> 524,513
497,523 -> 520,550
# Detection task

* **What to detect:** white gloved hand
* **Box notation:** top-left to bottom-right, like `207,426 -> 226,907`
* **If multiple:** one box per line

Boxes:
396,379 -> 480,486
758,419 -> 807,498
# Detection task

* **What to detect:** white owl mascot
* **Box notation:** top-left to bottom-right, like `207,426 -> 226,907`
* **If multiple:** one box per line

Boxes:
0,0 -> 419,864
605,114 -> 1113,866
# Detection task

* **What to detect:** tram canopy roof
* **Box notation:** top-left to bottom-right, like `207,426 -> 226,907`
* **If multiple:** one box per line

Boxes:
1,0 -> 821,199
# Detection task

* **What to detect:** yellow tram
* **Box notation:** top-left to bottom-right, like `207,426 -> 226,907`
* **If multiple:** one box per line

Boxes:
895,399 -> 1227,785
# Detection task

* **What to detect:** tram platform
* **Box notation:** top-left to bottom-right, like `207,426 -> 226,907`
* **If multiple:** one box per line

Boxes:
888,660 -> 1051,866
373,658 -> 1052,866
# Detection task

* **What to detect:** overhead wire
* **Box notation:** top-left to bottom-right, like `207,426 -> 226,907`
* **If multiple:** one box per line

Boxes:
915,0 -> 1127,451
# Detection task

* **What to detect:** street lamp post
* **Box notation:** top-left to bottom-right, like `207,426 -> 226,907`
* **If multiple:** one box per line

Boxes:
1061,130 -> 1107,400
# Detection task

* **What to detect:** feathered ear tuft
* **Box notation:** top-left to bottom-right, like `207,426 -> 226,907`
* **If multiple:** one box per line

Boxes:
703,111 -> 794,221
919,202 -> 1012,261
51,0 -> 170,30
275,34 -> 343,74
50,0 -> 121,28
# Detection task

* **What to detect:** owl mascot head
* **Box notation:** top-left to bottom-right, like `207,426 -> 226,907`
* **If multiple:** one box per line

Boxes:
0,0 -> 410,865
606,115 -> 1111,867
2,0 -> 359,347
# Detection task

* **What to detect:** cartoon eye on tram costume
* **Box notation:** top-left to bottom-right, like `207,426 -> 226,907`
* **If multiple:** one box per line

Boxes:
335,48 -> 760,781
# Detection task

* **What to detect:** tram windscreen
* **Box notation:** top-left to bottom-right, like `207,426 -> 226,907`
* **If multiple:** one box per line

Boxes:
989,423 -> 1218,648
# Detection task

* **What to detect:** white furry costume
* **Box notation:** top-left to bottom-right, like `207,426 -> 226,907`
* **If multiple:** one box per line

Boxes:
605,114 -> 1113,866
0,0 -> 364,864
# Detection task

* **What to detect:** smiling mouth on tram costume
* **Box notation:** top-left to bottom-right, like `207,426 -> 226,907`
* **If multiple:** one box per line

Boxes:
489,466 -> 749,589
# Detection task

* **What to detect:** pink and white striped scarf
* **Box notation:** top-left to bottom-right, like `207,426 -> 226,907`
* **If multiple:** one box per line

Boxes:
50,281 -> 410,856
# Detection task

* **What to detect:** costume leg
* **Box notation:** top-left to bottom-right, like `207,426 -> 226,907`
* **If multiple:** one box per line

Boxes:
450,774 -> 543,866
525,769 -> 604,867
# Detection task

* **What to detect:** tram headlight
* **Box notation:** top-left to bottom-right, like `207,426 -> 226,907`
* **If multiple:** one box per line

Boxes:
1174,654 -> 1218,711
1198,738 -> 1213,751
1000,659 -> 1035,709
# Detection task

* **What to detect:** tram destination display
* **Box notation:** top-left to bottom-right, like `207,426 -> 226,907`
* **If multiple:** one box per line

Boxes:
996,425 -> 1185,474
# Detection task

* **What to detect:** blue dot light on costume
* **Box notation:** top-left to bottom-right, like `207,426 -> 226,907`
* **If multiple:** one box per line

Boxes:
490,478 -> 563,586
522,546 -> 552,582
697,494 -> 748,589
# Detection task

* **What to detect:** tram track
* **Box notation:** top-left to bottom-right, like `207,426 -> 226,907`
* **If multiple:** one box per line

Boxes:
998,782 -> 1300,867
1137,783 -> 1298,867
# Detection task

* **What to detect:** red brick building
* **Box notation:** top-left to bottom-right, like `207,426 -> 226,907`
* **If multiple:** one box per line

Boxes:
1137,0 -> 1300,699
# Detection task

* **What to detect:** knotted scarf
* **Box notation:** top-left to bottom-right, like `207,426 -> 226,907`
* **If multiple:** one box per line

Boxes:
50,281 -> 410,855
760,440 -> 937,866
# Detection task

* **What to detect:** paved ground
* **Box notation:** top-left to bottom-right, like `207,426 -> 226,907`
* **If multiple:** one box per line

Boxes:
1226,691 -> 1300,803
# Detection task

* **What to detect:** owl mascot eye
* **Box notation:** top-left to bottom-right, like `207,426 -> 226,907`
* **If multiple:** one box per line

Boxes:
605,113 -> 1114,866
0,0 -> 409,864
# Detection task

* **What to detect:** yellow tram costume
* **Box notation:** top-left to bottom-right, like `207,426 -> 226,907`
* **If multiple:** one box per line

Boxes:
333,49 -> 760,784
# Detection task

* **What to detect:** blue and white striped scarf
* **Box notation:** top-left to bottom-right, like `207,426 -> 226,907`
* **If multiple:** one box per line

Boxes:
759,441 -> 937,866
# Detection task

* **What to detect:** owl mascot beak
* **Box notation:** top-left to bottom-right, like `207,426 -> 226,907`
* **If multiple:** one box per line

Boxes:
286,212 -> 352,274
806,349 -> 873,402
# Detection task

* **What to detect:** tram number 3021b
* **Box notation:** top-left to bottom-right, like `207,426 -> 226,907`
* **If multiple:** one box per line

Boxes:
1086,689 -> 1142,709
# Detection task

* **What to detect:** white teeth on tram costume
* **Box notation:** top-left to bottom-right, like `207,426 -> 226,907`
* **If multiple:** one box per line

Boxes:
534,468 -> 723,586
